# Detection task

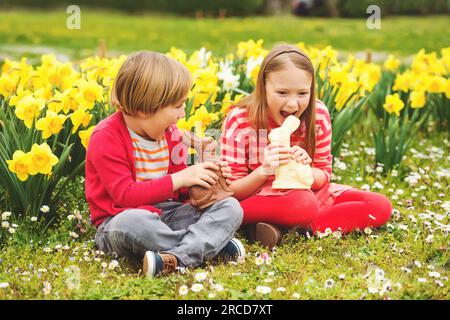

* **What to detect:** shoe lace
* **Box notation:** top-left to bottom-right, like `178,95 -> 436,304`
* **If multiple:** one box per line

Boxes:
176,266 -> 187,274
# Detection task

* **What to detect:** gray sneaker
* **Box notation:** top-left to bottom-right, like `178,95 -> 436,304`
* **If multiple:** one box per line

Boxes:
216,238 -> 246,261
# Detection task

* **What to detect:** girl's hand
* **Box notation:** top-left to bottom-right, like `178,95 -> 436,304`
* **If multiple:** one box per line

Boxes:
219,161 -> 233,185
290,145 -> 312,165
260,143 -> 291,176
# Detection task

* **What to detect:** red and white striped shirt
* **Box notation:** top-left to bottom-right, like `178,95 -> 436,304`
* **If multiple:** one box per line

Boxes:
220,100 -> 332,182
220,100 -> 353,206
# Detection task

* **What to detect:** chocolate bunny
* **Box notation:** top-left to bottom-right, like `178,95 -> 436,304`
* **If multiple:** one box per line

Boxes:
182,131 -> 234,210
268,115 -> 314,189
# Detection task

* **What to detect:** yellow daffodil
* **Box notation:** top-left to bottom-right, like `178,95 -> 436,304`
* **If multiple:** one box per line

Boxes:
245,55 -> 263,85
221,93 -> 243,115
363,64 -> 382,92
177,117 -> 195,132
36,110 -> 67,139
75,79 -> 103,109
384,55 -> 400,72
7,150 -> 31,182
440,47 -> 450,74
334,87 -> 355,111
343,55 -> 356,72
426,76 -> 446,93
237,39 -> 268,60
0,74 -> 19,100
48,88 -> 80,114
191,67 -> 220,109
15,95 -> 46,128
1,57 -> 33,84
69,108 -> 93,133
192,105 -> 219,129
40,54 -> 58,68
34,86 -> 54,102
46,90 -> 64,114
317,46 -> 338,70
383,93 -> 405,116
79,125 -> 96,149
62,88 -> 81,113
410,91 -> 426,109
445,78 -> 450,99
167,47 -> 187,64
393,72 -> 413,92
81,56 -> 110,82
328,66 -> 347,87
28,143 -> 59,175
7,87 -> 32,107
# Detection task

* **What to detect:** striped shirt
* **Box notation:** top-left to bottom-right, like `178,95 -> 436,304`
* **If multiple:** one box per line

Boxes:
128,128 -> 169,182
220,100 -> 333,186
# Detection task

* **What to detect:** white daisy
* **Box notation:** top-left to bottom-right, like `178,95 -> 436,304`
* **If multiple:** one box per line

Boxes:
256,286 -> 272,294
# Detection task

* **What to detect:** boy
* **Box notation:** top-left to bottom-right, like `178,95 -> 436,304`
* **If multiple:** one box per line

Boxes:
85,51 -> 244,277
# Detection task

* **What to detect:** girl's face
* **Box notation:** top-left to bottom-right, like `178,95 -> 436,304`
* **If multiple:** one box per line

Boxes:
265,62 -> 312,126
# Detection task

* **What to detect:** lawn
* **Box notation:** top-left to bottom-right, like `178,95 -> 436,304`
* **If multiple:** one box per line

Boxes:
0,9 -> 449,60
0,9 -> 448,301
1,126 -> 448,300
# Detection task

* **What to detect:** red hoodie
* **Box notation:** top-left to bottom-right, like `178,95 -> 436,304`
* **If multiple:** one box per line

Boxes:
85,111 -> 189,227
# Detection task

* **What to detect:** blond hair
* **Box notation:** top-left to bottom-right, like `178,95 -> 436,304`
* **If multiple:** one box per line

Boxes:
235,44 -> 317,158
111,51 -> 192,115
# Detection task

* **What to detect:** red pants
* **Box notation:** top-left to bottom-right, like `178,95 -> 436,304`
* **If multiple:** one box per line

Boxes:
240,189 -> 392,234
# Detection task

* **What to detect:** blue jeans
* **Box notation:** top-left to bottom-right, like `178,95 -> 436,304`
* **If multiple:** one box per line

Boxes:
94,198 -> 243,268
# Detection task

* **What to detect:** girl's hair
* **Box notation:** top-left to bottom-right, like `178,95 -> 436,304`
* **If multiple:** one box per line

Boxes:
235,44 -> 317,158
111,51 -> 192,115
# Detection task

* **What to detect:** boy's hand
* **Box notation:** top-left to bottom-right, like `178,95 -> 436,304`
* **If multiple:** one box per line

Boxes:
219,161 -> 233,186
290,145 -> 312,165
171,162 -> 220,190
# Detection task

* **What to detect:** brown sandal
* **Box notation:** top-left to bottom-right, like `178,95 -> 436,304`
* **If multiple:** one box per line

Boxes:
255,222 -> 282,249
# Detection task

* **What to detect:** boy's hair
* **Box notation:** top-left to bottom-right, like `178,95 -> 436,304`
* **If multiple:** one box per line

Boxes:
235,43 -> 317,158
111,51 -> 192,115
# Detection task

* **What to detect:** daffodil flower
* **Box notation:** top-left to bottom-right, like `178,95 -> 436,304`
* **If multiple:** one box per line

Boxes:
15,95 -> 46,128
70,108 -> 93,134
7,150 -> 32,181
36,110 -> 67,139
383,93 -> 405,116
75,79 -> 104,109
79,125 -> 96,148
383,55 -> 400,72
28,143 -> 59,175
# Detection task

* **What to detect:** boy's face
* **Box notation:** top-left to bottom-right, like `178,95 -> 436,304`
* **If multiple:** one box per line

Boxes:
265,62 -> 312,126
134,97 -> 187,141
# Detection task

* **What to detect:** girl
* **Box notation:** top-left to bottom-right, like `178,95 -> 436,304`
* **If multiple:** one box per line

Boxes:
220,44 -> 392,248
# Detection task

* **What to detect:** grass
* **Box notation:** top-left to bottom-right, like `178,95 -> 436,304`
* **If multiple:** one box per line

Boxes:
0,9 -> 448,299
0,127 -> 448,300
0,9 -> 449,60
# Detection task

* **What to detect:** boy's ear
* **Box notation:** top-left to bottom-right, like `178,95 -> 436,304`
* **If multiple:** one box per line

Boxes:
116,104 -> 126,114
135,110 -> 151,119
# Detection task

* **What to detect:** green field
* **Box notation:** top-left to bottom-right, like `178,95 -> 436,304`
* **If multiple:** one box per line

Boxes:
0,9 -> 449,59
0,8 -> 449,301
1,128 -> 448,300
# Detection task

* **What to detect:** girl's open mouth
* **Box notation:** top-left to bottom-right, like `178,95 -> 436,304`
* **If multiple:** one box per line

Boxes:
280,110 -> 297,118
